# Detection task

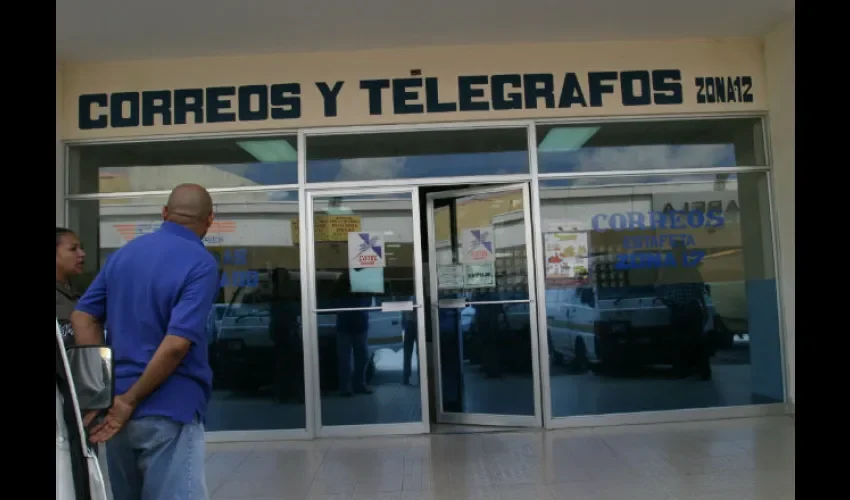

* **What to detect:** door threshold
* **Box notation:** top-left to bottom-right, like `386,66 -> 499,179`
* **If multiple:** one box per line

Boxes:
431,424 -> 532,435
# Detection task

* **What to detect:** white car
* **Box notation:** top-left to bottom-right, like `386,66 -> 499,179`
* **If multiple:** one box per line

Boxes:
56,318 -> 113,500
547,284 -> 719,372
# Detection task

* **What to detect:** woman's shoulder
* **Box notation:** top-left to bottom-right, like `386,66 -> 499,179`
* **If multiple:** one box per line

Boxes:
56,284 -> 79,320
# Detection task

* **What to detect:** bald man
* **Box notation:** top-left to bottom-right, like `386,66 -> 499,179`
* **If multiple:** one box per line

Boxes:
72,183 -> 218,500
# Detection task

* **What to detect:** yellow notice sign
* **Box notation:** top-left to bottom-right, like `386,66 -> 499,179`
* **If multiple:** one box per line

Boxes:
291,215 -> 362,244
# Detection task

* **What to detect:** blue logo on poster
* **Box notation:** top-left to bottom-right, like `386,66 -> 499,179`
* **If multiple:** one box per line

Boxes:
468,229 -> 494,254
354,233 -> 383,260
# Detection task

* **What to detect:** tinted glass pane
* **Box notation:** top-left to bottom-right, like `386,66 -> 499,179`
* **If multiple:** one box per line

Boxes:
311,193 -> 423,426
431,188 -> 535,417
537,118 -> 765,174
306,129 -> 528,182
68,136 -> 298,194
67,190 -> 306,431
539,173 -> 784,417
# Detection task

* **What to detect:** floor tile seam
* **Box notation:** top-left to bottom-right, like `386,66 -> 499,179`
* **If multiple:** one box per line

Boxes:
207,448 -> 257,498
587,434 -> 667,483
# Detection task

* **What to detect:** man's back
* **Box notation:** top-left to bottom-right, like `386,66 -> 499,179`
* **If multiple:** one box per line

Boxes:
71,184 -> 219,500
77,221 -> 219,424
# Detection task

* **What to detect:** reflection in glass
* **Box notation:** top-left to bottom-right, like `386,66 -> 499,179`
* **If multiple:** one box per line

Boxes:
540,174 -> 784,417
68,190 -> 306,431
306,129 -> 528,183
311,194 -> 423,426
432,188 -> 535,417
68,136 -> 298,194
536,118 -> 766,174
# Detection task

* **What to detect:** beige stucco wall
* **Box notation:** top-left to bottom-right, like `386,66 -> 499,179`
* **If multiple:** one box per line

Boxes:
56,62 -> 64,226
764,18 -> 795,406
59,38 -> 767,141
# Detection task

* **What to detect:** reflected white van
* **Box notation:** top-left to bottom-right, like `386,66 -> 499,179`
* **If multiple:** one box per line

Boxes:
546,284 -> 718,372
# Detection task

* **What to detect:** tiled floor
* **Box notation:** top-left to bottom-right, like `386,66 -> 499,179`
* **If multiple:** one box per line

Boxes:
205,415 -> 795,500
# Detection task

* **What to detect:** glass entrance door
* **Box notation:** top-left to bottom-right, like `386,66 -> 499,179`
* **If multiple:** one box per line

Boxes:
426,183 -> 542,427
307,188 -> 428,435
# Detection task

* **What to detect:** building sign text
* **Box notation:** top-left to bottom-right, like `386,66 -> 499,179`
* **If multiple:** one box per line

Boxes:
78,69 -> 755,130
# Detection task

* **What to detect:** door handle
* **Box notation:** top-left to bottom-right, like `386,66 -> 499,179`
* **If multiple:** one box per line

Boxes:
380,301 -> 418,312
437,298 -> 467,309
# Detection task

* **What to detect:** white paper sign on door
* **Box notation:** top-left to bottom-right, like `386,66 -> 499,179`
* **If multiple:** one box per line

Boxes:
464,263 -> 496,288
460,226 -> 496,264
348,232 -> 386,269
437,265 -> 465,289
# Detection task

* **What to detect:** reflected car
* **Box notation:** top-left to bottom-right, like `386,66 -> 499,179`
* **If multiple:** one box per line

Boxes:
546,284 -> 720,372
206,303 -> 229,374
214,271 -> 405,392
457,293 -> 532,369
206,304 -> 229,345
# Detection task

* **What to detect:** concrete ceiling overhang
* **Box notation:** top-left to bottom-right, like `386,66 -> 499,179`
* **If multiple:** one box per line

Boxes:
57,0 -> 794,62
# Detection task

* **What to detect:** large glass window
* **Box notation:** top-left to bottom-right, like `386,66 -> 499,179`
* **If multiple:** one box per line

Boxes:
306,128 -> 528,183
539,173 -> 783,417
67,136 -> 298,194
67,190 -> 305,432
536,118 -> 766,174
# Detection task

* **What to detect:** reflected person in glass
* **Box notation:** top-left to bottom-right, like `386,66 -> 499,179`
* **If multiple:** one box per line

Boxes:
334,273 -> 373,397
269,268 -> 303,403
472,293 -> 510,379
402,309 -> 417,385
656,241 -> 712,381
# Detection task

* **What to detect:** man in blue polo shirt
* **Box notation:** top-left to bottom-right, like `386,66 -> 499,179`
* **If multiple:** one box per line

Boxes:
71,183 -> 219,500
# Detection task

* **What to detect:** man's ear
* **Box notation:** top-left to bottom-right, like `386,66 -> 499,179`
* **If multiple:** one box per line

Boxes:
161,206 -> 168,220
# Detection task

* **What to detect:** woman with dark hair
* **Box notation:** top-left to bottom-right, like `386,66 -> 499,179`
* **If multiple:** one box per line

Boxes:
56,227 -> 87,346
55,227 -> 113,498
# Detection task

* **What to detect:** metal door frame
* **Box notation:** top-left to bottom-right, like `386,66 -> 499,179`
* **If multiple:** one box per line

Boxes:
305,186 -> 430,438
426,182 -> 543,428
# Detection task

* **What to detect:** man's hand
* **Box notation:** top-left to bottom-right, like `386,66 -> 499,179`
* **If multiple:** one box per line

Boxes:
87,394 -> 136,443
85,334 -> 192,445
82,410 -> 100,427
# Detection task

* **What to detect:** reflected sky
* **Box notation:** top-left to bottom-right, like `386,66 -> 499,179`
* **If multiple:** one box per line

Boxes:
538,144 -> 737,174
101,143 -> 739,189
215,161 -> 298,185
244,144 -> 733,185
306,151 -> 528,183
540,173 -> 739,189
